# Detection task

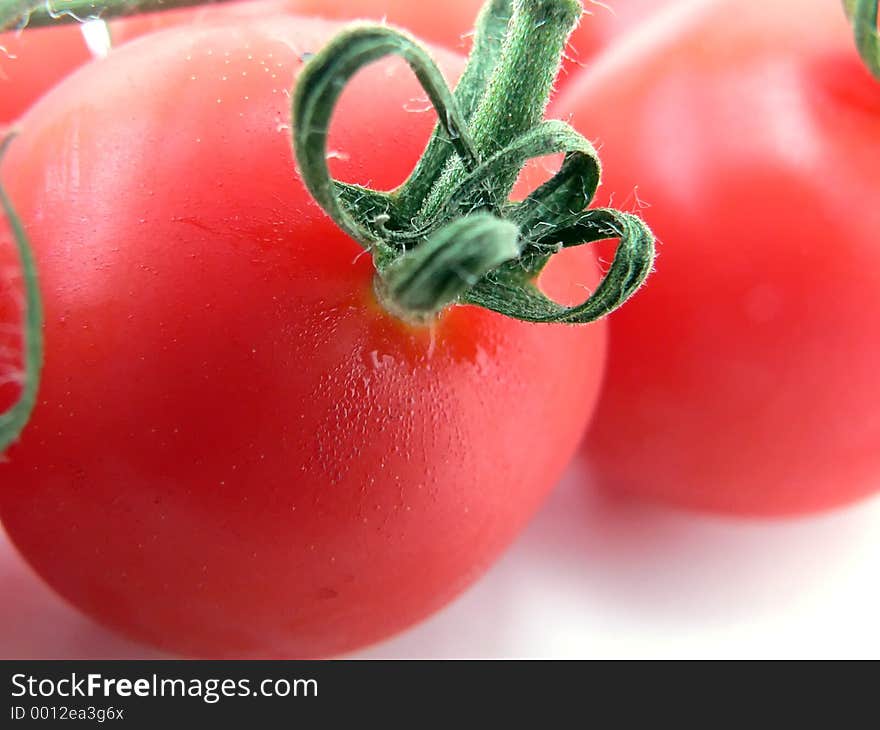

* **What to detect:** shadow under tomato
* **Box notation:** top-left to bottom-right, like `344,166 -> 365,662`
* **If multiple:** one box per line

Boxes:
0,526 -> 167,659
3,459 -> 880,659
358,458 -> 880,658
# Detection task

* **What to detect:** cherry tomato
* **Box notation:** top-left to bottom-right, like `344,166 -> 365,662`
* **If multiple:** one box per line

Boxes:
0,24 -> 92,126
0,17 -> 606,657
552,0 -> 880,515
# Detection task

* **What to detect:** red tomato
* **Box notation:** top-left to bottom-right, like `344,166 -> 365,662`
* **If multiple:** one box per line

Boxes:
0,0 -> 671,124
0,25 -> 92,125
562,0 -> 673,78
552,0 -> 880,515
0,17 -> 606,657
0,0 -> 481,124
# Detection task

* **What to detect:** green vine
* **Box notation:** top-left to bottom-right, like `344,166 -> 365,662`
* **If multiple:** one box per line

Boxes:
0,0 -> 240,30
0,133 -> 43,453
292,0 -> 655,323
844,0 -> 880,78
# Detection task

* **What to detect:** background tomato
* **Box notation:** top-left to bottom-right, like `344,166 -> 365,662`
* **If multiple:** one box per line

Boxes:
0,24 -> 92,127
0,16 -> 606,657
553,0 -> 880,515
0,0 -> 672,124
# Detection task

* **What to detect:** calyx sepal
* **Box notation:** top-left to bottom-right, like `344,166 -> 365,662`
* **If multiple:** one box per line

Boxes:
291,0 -> 655,324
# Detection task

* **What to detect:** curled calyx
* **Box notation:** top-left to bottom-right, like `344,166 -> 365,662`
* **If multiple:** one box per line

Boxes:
844,0 -> 880,78
0,133 -> 43,453
292,0 -> 655,325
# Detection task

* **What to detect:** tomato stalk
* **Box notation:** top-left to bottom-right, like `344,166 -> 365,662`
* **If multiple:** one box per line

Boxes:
293,0 -> 655,324
844,0 -> 880,78
0,133 -> 43,453
0,0 -> 239,29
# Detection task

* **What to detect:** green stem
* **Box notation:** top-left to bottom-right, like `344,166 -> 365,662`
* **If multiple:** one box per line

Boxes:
844,0 -> 880,79
0,0 -> 239,30
468,1 -> 580,174
392,0 -> 514,221
0,133 -> 43,453
419,0 -> 580,221
293,0 -> 654,324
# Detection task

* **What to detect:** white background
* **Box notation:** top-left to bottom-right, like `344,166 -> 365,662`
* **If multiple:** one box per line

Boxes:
3,456 -> 879,659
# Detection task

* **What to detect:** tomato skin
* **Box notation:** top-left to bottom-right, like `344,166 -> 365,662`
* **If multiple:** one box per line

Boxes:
0,18 -> 606,657
1,0 -> 671,124
562,0 -> 671,77
0,0 -> 480,124
0,25 -> 92,125
552,0 -> 880,515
